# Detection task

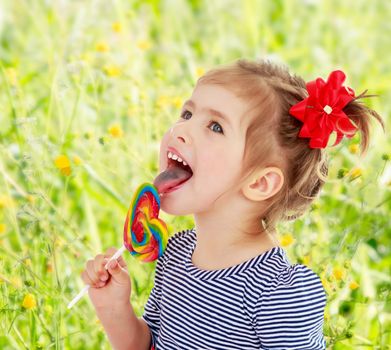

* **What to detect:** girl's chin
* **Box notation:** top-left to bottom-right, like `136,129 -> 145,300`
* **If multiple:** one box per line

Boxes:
160,202 -> 192,216
159,186 -> 191,216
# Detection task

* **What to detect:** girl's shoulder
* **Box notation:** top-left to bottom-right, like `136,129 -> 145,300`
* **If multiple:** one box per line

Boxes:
247,247 -> 326,300
245,255 -> 327,322
160,228 -> 195,260
167,227 -> 195,243
250,257 -> 327,348
271,262 -> 325,290
258,258 -> 327,304
166,227 -> 195,248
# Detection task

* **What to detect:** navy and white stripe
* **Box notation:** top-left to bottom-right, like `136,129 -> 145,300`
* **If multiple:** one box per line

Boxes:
142,228 -> 327,349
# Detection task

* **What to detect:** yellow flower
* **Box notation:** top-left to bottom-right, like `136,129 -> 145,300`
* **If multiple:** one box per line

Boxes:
61,167 -> 71,176
324,311 -> 330,322
54,236 -> 66,248
24,258 -> 32,267
103,65 -> 121,77
0,196 -> 6,209
5,68 -> 18,85
112,22 -> 123,33
26,195 -> 35,204
0,195 -> 15,209
22,293 -> 37,309
348,167 -> 362,180
54,155 -> 70,168
349,280 -> 359,290
73,155 -> 82,165
0,223 -> 6,234
10,276 -> 22,289
320,275 -> 329,290
96,41 -> 110,52
137,40 -> 152,50
279,232 -> 295,247
332,266 -> 345,281
195,67 -> 205,78
171,97 -> 183,109
156,95 -> 170,108
54,155 -> 72,176
46,262 -> 53,273
302,255 -> 311,266
80,52 -> 93,63
108,124 -> 124,138
349,144 -> 359,154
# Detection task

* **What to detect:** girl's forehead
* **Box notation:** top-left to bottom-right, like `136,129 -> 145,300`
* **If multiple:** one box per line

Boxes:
190,83 -> 253,131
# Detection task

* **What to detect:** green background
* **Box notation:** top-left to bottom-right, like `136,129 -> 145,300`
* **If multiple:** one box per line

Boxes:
0,0 -> 390,349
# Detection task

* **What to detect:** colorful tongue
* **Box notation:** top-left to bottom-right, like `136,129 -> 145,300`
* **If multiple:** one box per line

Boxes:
153,164 -> 193,194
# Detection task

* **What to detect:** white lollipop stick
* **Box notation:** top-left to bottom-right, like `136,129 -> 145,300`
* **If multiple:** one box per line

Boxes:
67,245 -> 127,309
103,245 -> 127,269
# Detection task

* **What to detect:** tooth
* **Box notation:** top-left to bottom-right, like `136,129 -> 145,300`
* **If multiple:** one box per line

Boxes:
168,152 -> 173,158
172,154 -> 178,160
183,161 -> 187,166
177,157 -> 183,162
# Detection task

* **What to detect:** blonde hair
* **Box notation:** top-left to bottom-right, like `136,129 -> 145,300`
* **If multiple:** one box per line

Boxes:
197,58 -> 385,235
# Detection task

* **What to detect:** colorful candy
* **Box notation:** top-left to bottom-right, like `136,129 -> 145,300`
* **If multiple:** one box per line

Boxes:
123,182 -> 168,262
67,182 -> 168,309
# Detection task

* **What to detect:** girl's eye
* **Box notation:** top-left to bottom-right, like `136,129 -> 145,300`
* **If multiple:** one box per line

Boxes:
208,121 -> 224,134
181,110 -> 192,120
180,109 -> 224,135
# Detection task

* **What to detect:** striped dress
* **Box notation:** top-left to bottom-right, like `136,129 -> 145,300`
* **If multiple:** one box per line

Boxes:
142,228 -> 327,349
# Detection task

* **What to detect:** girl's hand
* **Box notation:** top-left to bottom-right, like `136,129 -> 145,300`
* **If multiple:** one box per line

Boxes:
81,247 -> 131,310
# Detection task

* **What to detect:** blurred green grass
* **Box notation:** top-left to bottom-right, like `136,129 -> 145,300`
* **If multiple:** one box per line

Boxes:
0,0 -> 390,349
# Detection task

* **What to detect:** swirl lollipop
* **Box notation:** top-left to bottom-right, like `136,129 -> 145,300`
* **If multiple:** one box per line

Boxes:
124,183 -> 168,262
67,182 -> 168,309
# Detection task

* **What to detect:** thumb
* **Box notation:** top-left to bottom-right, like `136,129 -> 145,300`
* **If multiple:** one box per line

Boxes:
107,260 -> 129,284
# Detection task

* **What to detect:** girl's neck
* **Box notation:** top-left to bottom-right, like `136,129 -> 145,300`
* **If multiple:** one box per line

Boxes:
192,213 -> 279,270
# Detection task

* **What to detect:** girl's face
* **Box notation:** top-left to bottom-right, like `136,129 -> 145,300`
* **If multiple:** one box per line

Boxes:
157,83 -> 250,216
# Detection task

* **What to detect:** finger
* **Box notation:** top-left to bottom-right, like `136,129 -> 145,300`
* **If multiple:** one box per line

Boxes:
94,254 -> 109,281
104,247 -> 127,269
86,259 -> 100,286
107,259 -> 129,284
81,269 -> 104,288
105,246 -> 119,256
81,270 -> 92,285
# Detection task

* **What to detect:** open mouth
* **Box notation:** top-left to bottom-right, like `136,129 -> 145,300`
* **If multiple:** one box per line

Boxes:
165,157 -> 194,191
153,155 -> 194,194
166,156 -> 194,175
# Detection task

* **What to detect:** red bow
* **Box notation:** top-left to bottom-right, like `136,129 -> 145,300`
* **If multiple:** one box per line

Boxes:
289,70 -> 358,149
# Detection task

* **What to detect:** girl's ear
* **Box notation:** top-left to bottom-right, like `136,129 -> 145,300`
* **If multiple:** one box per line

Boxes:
241,167 -> 284,202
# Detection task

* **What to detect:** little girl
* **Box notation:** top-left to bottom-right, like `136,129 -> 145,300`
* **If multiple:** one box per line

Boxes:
81,59 -> 385,350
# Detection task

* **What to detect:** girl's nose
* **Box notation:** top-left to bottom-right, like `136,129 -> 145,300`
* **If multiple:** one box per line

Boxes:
169,125 -> 192,145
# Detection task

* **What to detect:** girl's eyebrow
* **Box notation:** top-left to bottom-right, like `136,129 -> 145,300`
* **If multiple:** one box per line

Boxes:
183,99 -> 232,128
